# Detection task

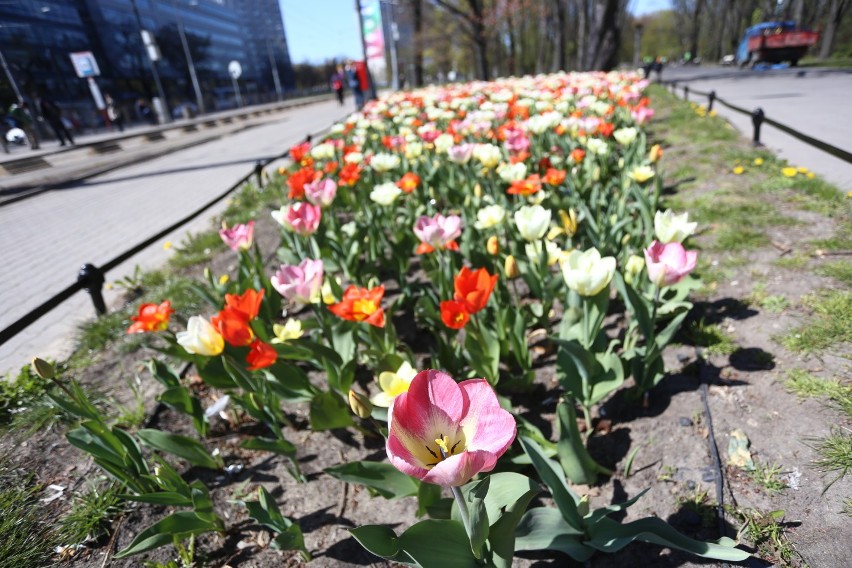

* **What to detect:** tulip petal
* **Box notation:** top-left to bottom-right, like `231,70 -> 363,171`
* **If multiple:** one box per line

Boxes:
422,450 -> 498,487
458,379 -> 516,454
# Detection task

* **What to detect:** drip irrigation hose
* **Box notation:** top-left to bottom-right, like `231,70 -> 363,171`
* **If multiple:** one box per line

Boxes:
695,346 -> 726,538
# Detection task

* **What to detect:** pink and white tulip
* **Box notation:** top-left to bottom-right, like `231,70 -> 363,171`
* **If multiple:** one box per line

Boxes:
447,143 -> 474,164
219,221 -> 254,251
387,370 -> 516,487
271,258 -> 324,305
413,213 -> 462,249
304,178 -> 337,207
644,240 -> 698,287
272,202 -> 321,236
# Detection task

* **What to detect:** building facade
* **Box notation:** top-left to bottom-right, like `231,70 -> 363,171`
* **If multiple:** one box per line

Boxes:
0,0 -> 294,125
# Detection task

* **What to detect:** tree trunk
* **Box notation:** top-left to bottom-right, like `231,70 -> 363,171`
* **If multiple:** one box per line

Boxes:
586,0 -> 624,71
467,0 -> 490,80
689,0 -> 705,59
412,0 -> 424,87
819,0 -> 849,59
555,0 -> 567,70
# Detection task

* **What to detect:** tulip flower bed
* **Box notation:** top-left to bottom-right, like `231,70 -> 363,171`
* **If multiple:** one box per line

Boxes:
5,75 -> 851,568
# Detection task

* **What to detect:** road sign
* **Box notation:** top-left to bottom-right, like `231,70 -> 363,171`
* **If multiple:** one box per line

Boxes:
228,60 -> 242,80
69,51 -> 100,78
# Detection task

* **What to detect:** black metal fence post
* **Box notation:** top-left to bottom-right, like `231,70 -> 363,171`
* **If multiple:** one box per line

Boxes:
77,263 -> 106,315
254,160 -> 264,188
670,81 -> 677,95
752,107 -> 765,146
708,90 -> 716,112
683,85 -> 689,101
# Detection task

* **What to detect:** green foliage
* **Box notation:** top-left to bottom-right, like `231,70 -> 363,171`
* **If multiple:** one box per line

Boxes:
0,362 -> 50,427
780,289 -> 852,353
728,507 -> 801,565
169,231 -> 227,270
56,481 -> 124,546
809,429 -> 852,492
817,260 -> 852,286
0,463 -> 55,568
747,462 -> 788,494
784,368 -> 852,414
682,319 -> 738,356
747,283 -> 790,313
240,487 -> 310,559
325,461 -> 419,499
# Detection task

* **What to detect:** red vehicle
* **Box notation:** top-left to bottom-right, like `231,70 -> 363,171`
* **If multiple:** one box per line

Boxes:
737,21 -> 819,67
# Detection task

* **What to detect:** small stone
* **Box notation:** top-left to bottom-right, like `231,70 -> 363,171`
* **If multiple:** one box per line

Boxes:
701,468 -> 716,482
678,417 -> 693,427
686,480 -> 696,490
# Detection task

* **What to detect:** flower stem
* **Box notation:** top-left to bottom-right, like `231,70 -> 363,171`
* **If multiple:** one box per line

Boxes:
451,485 -> 473,541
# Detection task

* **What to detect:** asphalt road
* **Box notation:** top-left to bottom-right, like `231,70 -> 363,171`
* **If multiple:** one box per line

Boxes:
0,98 -> 353,377
661,65 -> 852,189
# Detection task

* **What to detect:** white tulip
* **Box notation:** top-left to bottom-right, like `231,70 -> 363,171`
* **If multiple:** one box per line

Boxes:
654,209 -> 697,243
474,204 -> 506,230
370,153 -> 401,172
514,205 -> 551,242
561,247 -> 616,297
370,182 -> 403,205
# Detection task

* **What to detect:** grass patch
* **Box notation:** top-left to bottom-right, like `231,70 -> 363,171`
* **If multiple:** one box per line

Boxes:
0,462 -> 55,567
774,254 -> 810,271
728,507 -> 802,566
780,289 -> 852,354
809,428 -> 852,491
56,481 -> 123,547
811,220 -> 852,252
747,462 -> 788,494
747,283 -> 790,313
816,260 -> 852,286
682,319 -> 738,356
713,226 -> 768,252
169,231 -> 227,270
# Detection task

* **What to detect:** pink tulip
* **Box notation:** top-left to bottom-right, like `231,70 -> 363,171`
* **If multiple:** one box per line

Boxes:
631,106 -> 655,125
304,178 -> 337,207
504,129 -> 530,153
413,213 -> 462,250
644,240 -> 698,287
273,202 -> 321,236
219,221 -> 254,251
387,370 -> 516,487
447,143 -> 474,164
271,258 -> 324,305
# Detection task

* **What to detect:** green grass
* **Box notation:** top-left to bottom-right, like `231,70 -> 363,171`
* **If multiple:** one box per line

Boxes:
0,462 -> 55,567
809,428 -> 852,491
728,507 -> 801,566
169,231 -> 227,270
810,220 -> 852,252
817,260 -> 852,286
780,289 -> 852,354
785,368 -> 852,420
56,482 -> 123,547
747,283 -> 790,313
774,254 -> 810,271
747,462 -> 788,494
713,226 -> 769,252
682,319 -> 738,356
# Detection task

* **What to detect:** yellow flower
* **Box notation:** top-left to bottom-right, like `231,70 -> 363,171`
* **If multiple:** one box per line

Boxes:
163,241 -> 173,250
753,158 -> 764,166
732,166 -> 745,175
781,167 -> 798,177
271,318 -> 303,343
628,165 -> 655,183
218,274 -> 230,285
370,361 -> 417,407
806,172 -> 815,179
797,166 -> 809,174
709,110 -> 717,117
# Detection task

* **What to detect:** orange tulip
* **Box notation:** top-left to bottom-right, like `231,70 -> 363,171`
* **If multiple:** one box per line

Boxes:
397,172 -> 420,193
598,122 -> 615,137
246,339 -> 277,371
570,148 -> 586,163
454,267 -> 497,314
440,300 -> 470,330
329,285 -> 385,327
338,162 -> 362,186
223,289 -> 264,321
486,236 -> 499,255
287,167 -> 321,200
211,307 -> 255,346
507,174 -> 541,196
543,168 -> 566,186
127,301 -> 173,333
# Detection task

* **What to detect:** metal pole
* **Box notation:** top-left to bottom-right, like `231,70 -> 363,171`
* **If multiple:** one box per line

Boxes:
172,0 -> 205,115
130,0 -> 171,123
355,0 -> 377,100
708,90 -> 716,112
0,48 -> 23,103
751,107 -> 765,146
231,76 -> 243,107
267,39 -> 283,101
387,1 -> 399,90
78,264 -> 106,316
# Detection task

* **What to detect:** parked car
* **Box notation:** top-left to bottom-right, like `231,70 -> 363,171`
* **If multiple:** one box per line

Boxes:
736,21 -> 819,67
720,54 -> 736,66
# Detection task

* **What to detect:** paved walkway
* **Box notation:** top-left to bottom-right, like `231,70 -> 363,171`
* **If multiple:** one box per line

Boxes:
0,97 -> 354,377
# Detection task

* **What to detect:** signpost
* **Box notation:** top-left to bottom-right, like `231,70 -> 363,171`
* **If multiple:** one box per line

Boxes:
228,60 -> 243,108
70,51 -> 106,111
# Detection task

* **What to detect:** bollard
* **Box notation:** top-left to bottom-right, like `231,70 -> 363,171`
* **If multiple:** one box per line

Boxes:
683,85 -> 689,101
254,160 -> 264,188
78,263 -> 106,315
751,107 -> 765,146
670,81 -> 677,94
708,90 -> 716,112
304,133 -> 312,144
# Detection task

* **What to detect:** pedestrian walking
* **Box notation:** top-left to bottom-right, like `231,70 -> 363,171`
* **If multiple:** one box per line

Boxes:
8,102 -> 39,150
38,95 -> 75,146
105,93 -> 124,132
331,66 -> 345,106
345,62 -> 364,110
136,98 -> 156,125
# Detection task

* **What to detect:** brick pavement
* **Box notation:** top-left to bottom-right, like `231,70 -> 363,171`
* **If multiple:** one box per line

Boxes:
0,97 -> 354,377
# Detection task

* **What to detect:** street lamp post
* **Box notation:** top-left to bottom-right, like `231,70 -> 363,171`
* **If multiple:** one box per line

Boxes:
130,0 -> 170,123
172,0 -> 205,115
267,36 -> 283,101
0,47 -> 23,103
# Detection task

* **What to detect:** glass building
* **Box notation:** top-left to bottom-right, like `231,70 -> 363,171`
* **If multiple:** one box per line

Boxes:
0,0 -> 294,126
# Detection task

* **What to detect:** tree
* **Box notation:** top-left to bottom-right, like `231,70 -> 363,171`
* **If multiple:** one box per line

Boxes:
820,0 -> 851,59
432,0 -> 491,79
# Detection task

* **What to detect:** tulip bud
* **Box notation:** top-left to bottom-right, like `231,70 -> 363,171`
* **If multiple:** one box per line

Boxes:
649,144 -> 663,163
559,209 -> 578,237
624,254 -> 645,285
486,236 -> 500,255
473,183 -> 482,199
577,494 -> 590,517
31,357 -> 55,380
504,255 -> 520,279
621,233 -> 631,245
348,389 -> 373,419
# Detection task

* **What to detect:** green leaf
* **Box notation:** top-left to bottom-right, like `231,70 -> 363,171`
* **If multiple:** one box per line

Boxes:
119,492 -> 192,506
416,481 -> 443,517
195,356 -> 237,389
515,507 -> 593,561
556,401 -> 607,485
655,309 -> 689,350
240,436 -> 296,457
518,436 -> 584,530
589,351 -> 625,406
309,391 -> 354,430
585,488 -> 649,525
466,478 -> 490,559
114,511 -> 220,558
158,385 -> 208,437
325,461 -> 419,499
147,359 -> 181,388
477,473 -> 539,568
613,271 -> 654,341
264,363 -> 318,402
587,516 -> 751,561
350,525 -> 403,559
398,520 -> 479,568
137,429 -> 223,470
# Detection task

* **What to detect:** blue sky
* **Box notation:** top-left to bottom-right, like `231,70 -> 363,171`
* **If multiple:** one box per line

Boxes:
280,0 -> 673,65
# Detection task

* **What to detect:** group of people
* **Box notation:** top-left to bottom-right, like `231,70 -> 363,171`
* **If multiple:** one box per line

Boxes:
2,96 -> 76,152
330,62 -> 367,109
